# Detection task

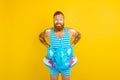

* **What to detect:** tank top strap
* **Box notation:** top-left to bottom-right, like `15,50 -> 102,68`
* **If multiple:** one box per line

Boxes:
64,27 -> 69,36
51,27 -> 54,34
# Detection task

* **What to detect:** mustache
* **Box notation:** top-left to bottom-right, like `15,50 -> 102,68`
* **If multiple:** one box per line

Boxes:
54,23 -> 64,27
55,23 -> 62,25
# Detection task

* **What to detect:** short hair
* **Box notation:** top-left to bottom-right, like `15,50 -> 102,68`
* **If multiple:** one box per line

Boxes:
53,11 -> 64,17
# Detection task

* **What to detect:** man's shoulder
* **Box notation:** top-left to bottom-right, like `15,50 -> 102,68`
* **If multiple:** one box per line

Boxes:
67,27 -> 76,32
44,28 -> 53,32
42,28 -> 52,37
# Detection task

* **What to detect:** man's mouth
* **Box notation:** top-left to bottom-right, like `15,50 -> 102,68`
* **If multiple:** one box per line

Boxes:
56,23 -> 62,26
57,24 -> 61,26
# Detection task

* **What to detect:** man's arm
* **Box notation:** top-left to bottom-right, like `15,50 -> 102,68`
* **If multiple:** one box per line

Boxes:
39,29 -> 51,48
68,28 -> 81,46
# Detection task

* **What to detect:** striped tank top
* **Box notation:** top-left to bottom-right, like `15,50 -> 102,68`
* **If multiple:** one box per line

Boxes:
50,27 -> 70,48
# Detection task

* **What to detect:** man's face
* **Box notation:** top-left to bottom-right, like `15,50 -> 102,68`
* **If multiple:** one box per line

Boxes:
54,14 -> 64,31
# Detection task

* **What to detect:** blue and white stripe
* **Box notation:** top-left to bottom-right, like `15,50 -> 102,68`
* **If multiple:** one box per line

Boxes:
50,27 -> 70,48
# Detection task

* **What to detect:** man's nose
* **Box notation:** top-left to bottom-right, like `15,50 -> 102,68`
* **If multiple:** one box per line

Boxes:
57,20 -> 61,23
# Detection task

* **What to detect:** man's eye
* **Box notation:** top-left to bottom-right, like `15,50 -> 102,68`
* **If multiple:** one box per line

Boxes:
60,19 -> 63,21
55,19 -> 58,21
55,19 -> 59,21
55,20 -> 58,23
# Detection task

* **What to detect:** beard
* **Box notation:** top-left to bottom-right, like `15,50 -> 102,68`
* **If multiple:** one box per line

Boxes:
54,23 -> 64,32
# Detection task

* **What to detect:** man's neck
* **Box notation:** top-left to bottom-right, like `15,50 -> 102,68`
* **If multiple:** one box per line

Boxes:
54,28 -> 64,32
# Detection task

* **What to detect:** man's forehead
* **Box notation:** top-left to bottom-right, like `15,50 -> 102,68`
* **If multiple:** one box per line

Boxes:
54,14 -> 64,18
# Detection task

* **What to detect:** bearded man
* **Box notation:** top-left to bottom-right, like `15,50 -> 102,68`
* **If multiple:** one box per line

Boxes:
39,11 -> 81,80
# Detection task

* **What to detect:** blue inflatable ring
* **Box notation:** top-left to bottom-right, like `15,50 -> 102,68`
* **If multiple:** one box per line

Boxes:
43,45 -> 77,70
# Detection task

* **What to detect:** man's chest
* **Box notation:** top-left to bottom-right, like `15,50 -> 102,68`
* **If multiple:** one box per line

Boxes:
54,32 -> 64,38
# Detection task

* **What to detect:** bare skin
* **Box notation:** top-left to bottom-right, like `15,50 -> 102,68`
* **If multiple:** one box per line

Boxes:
39,28 -> 80,47
39,14 -> 81,80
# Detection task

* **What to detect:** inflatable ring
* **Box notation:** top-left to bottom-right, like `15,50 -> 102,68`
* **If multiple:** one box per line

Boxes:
43,45 -> 77,70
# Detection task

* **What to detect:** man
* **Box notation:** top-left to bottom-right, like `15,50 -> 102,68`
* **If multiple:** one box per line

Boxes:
39,11 -> 81,80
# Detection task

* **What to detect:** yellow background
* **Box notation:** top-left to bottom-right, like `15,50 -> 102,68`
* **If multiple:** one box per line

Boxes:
0,0 -> 120,80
